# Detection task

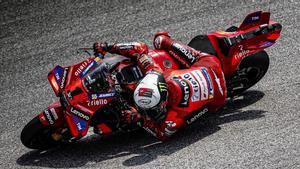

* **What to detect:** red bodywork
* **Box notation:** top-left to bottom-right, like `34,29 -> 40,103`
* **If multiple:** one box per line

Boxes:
39,11 -> 282,139
207,11 -> 281,77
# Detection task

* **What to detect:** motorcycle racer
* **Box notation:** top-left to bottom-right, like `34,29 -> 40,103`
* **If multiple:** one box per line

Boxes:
93,32 -> 226,140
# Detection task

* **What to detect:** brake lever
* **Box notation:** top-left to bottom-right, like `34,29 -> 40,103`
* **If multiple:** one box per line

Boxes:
77,48 -> 93,56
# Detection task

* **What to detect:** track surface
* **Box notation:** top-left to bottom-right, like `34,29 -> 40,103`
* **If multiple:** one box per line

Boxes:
0,0 -> 299,168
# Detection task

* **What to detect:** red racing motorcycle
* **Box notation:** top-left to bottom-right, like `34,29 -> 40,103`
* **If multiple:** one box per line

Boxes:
21,11 -> 281,149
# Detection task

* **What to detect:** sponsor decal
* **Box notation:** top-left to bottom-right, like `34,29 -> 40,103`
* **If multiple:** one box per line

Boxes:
87,99 -> 108,106
257,41 -> 274,48
114,84 -> 122,92
165,120 -> 177,136
138,54 -> 153,69
94,56 -> 102,63
50,108 -> 58,120
132,66 -> 143,79
138,99 -> 151,106
191,70 -> 208,100
55,73 -> 61,81
244,12 -> 261,24
234,45 -> 250,60
169,50 -> 190,67
61,92 -> 70,107
180,73 -> 200,102
81,61 -> 96,77
59,68 -> 68,89
172,43 -> 197,64
201,68 -> 214,99
165,127 -> 177,136
75,60 -> 92,76
251,16 -> 260,21
53,66 -> 64,84
72,115 -> 87,131
138,88 -> 153,98
119,45 -> 134,50
67,91 -> 72,99
165,121 -> 177,128
53,66 -> 68,89
76,122 -> 83,131
70,107 -> 90,121
111,73 -> 122,92
154,36 -> 162,49
44,110 -> 54,125
117,42 -> 135,50
174,78 -> 190,107
90,92 -> 115,99
158,82 -> 168,92
185,108 -> 208,125
211,69 -> 224,96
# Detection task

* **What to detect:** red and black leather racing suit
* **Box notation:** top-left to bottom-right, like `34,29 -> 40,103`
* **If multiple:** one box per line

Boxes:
94,32 -> 227,140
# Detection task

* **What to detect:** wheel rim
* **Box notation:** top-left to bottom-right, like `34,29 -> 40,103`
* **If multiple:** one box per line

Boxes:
227,66 -> 264,96
245,67 -> 262,81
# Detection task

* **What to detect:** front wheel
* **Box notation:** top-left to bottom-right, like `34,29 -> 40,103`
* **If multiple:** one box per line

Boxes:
21,116 -> 60,150
226,50 -> 270,97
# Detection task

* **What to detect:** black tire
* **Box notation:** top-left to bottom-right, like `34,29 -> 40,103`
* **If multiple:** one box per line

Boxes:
226,26 -> 238,32
21,116 -> 59,150
227,51 -> 269,97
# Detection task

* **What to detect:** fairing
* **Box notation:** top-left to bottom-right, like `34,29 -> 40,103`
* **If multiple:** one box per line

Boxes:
207,11 -> 282,77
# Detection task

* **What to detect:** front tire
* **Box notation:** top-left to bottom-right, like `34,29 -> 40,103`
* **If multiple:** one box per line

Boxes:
21,116 -> 59,150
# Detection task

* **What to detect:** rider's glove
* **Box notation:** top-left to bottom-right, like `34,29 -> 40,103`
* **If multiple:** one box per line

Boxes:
120,107 -> 143,126
93,42 -> 109,56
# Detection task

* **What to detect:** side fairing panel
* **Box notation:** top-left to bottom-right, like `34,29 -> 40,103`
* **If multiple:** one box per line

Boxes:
48,65 -> 68,96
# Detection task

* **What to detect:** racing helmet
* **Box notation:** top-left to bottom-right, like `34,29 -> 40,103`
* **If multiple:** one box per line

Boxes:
134,71 -> 168,122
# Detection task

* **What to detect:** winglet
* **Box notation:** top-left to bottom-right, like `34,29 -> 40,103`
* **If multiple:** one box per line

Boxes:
238,11 -> 270,30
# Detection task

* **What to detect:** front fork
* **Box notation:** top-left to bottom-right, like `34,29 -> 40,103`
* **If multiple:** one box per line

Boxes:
38,101 -> 69,141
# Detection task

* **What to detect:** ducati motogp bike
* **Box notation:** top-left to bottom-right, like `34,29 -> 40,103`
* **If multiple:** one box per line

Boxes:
21,11 -> 281,149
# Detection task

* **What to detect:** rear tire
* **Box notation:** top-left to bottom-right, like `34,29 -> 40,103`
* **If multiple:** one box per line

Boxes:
226,51 -> 269,97
21,116 -> 59,150
226,26 -> 238,32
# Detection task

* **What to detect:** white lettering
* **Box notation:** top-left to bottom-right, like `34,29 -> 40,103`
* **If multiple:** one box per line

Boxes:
70,107 -> 90,121
75,61 -> 89,76
186,108 -> 208,124
60,68 -> 68,89
201,68 -> 214,98
87,99 -> 108,106
76,122 -> 82,130
252,16 -> 259,21
181,73 -> 200,102
178,79 -> 189,105
55,72 -> 60,81
234,45 -> 250,60
192,70 -> 208,100
50,108 -> 58,120
173,43 -> 196,63
44,110 -> 54,125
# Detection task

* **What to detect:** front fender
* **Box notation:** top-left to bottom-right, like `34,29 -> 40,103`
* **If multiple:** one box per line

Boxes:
38,101 -> 65,127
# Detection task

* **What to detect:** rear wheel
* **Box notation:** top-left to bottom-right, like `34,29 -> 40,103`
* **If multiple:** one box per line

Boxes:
226,51 -> 269,97
21,116 -> 59,150
226,26 -> 238,32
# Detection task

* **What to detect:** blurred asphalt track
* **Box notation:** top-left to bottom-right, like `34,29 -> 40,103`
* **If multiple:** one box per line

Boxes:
0,0 -> 299,168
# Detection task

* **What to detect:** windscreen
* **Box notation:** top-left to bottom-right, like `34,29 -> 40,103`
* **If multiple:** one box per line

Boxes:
82,55 -> 128,93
